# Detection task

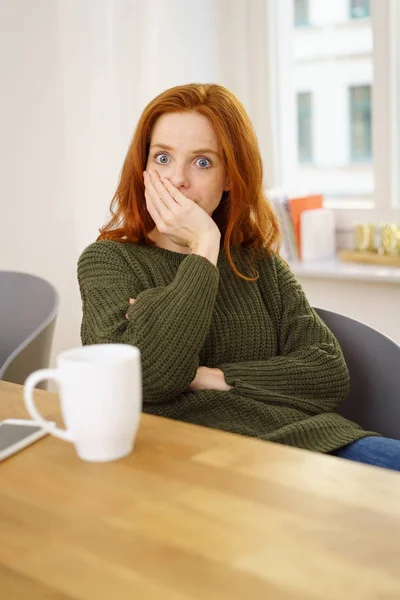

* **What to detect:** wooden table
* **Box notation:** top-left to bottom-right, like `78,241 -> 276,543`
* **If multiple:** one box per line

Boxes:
1,381 -> 400,600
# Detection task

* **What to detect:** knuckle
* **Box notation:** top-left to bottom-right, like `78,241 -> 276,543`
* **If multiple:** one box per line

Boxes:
164,216 -> 174,227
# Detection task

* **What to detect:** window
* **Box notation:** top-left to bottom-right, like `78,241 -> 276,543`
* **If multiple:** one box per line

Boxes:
349,85 -> 372,161
297,92 -> 313,163
350,0 -> 371,20
276,0 -> 400,222
294,0 -> 309,27
395,0 -> 400,207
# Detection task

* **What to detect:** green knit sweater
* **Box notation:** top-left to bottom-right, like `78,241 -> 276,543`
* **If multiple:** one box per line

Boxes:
77,240 -> 376,454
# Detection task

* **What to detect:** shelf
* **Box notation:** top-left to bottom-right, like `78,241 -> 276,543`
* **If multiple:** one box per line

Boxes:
289,256 -> 400,284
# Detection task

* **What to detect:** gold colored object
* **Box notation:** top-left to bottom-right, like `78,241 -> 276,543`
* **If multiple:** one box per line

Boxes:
354,224 -> 376,252
339,249 -> 400,267
380,224 -> 400,256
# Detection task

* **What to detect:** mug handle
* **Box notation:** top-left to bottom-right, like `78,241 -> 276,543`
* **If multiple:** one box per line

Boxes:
24,369 -> 72,442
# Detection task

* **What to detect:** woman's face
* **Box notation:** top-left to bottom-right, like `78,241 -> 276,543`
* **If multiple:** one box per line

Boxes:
146,111 -> 230,216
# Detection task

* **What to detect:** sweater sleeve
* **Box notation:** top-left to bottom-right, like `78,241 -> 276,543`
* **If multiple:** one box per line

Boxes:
218,254 -> 350,416
77,241 -> 219,404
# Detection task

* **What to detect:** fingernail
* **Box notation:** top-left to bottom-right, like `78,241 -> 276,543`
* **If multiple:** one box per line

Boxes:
129,298 -> 135,304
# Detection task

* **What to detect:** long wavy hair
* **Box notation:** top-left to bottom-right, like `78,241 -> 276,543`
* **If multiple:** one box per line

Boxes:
98,83 -> 280,281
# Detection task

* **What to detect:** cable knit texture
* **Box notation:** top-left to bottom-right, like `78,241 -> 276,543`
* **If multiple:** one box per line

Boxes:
78,240 -> 378,453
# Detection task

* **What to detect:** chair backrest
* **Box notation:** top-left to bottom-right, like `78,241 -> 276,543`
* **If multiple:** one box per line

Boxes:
314,307 -> 400,440
0,271 -> 59,386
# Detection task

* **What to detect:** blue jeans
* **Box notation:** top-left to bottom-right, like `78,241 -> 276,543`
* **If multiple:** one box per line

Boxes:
331,436 -> 400,472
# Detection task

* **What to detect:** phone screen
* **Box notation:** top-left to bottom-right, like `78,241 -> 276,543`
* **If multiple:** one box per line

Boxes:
0,423 -> 42,451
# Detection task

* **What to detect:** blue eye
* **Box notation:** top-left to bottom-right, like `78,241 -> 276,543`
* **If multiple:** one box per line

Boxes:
196,157 -> 212,169
154,153 -> 169,165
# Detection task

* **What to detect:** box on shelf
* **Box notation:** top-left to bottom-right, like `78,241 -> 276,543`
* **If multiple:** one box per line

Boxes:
288,194 -> 323,259
300,208 -> 335,262
267,190 -> 331,262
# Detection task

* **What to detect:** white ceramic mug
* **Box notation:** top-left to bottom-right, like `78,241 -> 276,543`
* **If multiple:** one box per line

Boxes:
24,344 -> 142,462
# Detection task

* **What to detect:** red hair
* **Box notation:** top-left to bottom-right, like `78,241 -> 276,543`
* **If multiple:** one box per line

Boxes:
98,83 -> 280,281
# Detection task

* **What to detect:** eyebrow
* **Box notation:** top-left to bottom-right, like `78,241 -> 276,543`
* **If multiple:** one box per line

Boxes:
150,143 -> 220,157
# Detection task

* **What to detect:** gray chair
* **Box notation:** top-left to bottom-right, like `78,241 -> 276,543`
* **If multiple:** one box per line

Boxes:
0,271 -> 59,388
314,307 -> 400,440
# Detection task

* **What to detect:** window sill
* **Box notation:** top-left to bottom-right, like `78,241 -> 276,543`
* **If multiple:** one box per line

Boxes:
290,257 -> 400,284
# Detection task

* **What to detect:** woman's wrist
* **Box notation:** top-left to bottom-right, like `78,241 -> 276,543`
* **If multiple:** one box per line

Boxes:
214,368 -> 232,391
190,232 -> 221,266
187,366 -> 232,392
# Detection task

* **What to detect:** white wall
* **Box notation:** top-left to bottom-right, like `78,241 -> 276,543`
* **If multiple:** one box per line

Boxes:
0,0 -> 82,361
0,0 -> 278,367
297,276 -> 400,345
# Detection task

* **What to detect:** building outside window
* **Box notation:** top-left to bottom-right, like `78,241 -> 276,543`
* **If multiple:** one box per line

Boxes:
350,0 -> 371,20
291,0 -> 374,206
277,0 -> 400,218
349,85 -> 372,161
297,92 -> 313,163
294,0 -> 309,26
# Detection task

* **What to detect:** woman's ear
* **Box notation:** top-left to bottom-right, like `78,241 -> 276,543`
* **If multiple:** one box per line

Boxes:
223,175 -> 231,192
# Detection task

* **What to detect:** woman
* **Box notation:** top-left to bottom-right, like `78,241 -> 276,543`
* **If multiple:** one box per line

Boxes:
78,83 -> 400,471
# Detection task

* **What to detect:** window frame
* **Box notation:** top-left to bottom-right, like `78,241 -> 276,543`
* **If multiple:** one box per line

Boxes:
275,0 -> 400,229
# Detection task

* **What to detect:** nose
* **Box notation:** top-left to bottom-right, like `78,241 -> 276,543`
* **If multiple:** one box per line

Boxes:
169,164 -> 190,189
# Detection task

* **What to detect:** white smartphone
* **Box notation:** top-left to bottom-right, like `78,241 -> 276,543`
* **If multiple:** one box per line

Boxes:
0,419 -> 51,462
